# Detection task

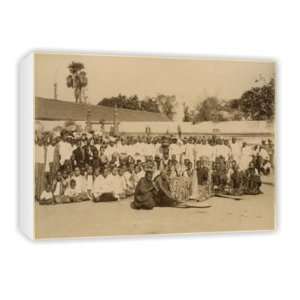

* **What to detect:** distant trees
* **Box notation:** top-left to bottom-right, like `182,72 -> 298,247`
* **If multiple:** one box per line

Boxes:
98,93 -> 177,120
192,78 -> 275,123
96,76 -> 274,123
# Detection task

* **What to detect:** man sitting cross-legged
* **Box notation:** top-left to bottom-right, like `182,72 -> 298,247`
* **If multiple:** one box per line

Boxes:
131,166 -> 157,210
92,167 -> 118,202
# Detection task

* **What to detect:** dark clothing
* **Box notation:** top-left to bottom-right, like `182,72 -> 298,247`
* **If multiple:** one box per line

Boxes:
83,145 -> 98,166
153,175 -> 177,207
243,167 -> 262,195
94,193 -> 117,202
133,177 -> 156,209
196,167 -> 209,185
73,147 -> 86,168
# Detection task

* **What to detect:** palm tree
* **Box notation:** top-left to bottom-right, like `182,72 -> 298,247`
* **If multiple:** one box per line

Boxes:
66,62 -> 88,103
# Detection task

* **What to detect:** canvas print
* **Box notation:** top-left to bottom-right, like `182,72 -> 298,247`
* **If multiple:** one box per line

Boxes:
34,53 -> 275,239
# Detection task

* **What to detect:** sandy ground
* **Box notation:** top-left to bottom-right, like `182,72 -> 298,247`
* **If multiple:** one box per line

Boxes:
35,183 -> 275,239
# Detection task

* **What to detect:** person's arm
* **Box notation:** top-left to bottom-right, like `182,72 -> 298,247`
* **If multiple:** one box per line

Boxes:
136,178 -> 155,195
156,177 -> 173,199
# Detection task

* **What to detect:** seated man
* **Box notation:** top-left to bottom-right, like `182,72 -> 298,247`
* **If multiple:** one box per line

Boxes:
227,160 -> 243,196
131,167 -> 156,210
64,179 -> 81,202
243,161 -> 262,195
196,159 -> 209,185
211,159 -> 227,193
52,171 -> 67,204
153,168 -> 177,207
93,167 -> 118,202
72,166 -> 89,201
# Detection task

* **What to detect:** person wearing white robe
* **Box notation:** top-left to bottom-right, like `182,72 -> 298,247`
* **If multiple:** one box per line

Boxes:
58,136 -> 73,166
240,143 -> 255,171
230,138 -> 242,164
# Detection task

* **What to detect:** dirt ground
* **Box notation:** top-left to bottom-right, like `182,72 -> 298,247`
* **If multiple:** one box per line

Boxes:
35,181 -> 275,239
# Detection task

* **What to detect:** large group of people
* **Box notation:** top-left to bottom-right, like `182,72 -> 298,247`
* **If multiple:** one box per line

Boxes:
35,130 -> 274,209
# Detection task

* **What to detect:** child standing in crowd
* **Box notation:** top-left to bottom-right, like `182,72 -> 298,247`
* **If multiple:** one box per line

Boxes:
52,171 -> 65,204
35,137 -> 46,200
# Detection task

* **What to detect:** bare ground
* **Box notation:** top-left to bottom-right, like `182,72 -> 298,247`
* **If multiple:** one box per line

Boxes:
35,183 -> 275,239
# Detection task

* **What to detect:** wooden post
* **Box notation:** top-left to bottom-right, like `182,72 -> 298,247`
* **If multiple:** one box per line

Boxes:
86,108 -> 91,132
54,83 -> 57,100
113,104 -> 119,136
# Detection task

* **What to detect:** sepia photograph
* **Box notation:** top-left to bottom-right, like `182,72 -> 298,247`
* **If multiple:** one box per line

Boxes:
34,53 -> 276,239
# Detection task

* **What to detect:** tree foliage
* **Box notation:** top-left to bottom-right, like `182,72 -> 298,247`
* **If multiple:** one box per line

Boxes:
193,78 -> 275,123
98,94 -> 177,117
239,78 -> 275,120
155,94 -> 177,120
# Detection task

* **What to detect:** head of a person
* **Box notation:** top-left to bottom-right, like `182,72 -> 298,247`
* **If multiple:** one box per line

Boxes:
112,166 -> 118,176
61,132 -> 67,141
184,159 -> 190,167
171,154 -> 177,161
249,161 -> 255,169
145,170 -> 153,181
134,164 -> 141,174
163,167 -> 171,179
196,160 -> 202,168
62,170 -> 68,179
119,166 -> 126,176
51,138 -> 57,146
232,137 -> 236,144
103,167 -> 110,178
80,167 -> 86,176
56,171 -> 62,181
87,165 -> 93,175
74,167 -> 80,177
94,167 -> 100,177
99,145 -> 105,155
77,139 -> 82,148
231,160 -> 237,169
163,151 -> 169,160
70,179 -> 76,189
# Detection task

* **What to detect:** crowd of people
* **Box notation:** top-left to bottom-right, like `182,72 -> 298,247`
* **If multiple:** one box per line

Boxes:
35,130 -> 274,209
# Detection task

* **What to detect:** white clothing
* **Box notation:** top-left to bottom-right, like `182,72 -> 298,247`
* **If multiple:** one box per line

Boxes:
45,145 -> 54,172
59,141 -> 73,164
35,145 -> 45,164
40,190 -> 53,201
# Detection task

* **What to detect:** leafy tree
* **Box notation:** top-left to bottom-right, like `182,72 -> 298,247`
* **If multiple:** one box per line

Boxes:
239,78 -> 275,120
183,104 -> 193,122
98,94 -> 160,113
66,61 -> 88,104
155,94 -> 177,120
193,97 -> 223,122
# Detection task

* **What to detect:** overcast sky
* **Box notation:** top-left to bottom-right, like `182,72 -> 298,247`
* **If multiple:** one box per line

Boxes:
35,53 -> 275,110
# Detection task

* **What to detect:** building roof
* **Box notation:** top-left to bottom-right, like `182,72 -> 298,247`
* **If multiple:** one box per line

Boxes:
35,97 -> 170,122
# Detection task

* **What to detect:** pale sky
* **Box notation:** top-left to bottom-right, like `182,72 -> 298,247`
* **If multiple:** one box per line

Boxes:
35,53 -> 275,110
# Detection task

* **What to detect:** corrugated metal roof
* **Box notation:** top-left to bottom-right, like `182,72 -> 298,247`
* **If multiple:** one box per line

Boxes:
35,97 -> 170,122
